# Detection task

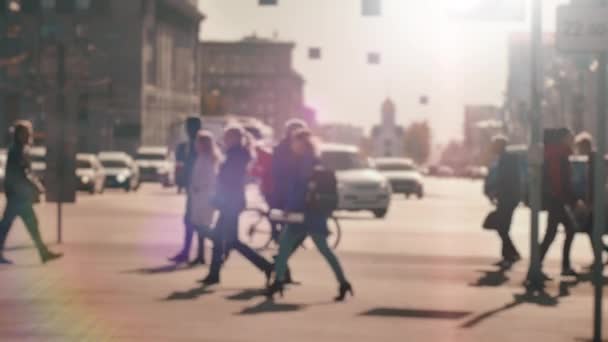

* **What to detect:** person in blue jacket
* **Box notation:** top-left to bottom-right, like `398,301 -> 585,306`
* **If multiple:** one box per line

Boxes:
267,129 -> 353,301
200,126 -> 273,286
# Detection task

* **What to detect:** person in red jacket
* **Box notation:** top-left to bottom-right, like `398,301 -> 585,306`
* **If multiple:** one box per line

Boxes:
540,128 -> 584,277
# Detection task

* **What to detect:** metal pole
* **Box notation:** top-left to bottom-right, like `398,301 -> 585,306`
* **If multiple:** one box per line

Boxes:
56,42 -> 65,245
526,0 -> 544,290
593,4 -> 606,341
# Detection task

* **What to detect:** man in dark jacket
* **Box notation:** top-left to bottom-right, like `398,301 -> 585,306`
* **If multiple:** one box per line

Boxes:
0,121 -> 62,264
540,128 -> 583,277
169,117 -> 206,265
486,136 -> 521,266
575,132 -> 608,259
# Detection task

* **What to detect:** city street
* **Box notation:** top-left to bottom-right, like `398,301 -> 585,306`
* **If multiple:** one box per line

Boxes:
0,177 -> 605,341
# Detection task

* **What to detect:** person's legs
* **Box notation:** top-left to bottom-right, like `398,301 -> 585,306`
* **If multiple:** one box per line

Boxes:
310,234 -> 347,284
560,208 -> 576,272
171,195 -> 195,262
540,203 -> 560,264
19,203 -> 62,263
233,240 -> 272,272
496,203 -> 520,260
19,204 -> 45,252
275,226 -> 307,282
205,215 -> 228,282
0,199 -> 20,262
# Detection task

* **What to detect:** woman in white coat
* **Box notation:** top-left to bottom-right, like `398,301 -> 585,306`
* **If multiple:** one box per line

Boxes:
188,131 -> 222,248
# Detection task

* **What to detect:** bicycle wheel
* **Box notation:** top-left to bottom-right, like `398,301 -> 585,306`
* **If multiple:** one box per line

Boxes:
240,209 -> 275,251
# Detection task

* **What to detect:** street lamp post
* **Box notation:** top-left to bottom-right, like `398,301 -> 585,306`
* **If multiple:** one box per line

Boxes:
592,1 -> 606,340
526,0 -> 545,291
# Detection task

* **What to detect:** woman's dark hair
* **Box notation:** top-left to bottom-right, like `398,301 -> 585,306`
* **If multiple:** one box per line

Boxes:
544,127 -> 572,145
12,120 -> 32,145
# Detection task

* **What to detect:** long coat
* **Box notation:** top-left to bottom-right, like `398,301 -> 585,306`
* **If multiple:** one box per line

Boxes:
188,155 -> 218,228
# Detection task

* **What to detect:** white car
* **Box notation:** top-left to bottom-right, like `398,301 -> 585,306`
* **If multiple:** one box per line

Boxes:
375,158 -> 424,199
98,152 -> 140,192
135,146 -> 175,187
320,144 -> 392,218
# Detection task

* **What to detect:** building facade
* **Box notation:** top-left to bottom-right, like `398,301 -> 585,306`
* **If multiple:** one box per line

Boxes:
371,98 -> 405,157
504,32 -> 597,145
0,0 -> 203,152
199,36 -> 306,132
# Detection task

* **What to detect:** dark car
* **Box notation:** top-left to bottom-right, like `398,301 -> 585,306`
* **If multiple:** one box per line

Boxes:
375,158 -> 424,199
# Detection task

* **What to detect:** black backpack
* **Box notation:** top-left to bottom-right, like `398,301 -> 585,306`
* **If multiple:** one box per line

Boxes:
306,166 -> 339,215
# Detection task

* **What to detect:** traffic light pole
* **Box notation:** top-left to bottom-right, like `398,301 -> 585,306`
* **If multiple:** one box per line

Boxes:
526,0 -> 544,291
56,41 -> 65,245
593,4 -> 606,342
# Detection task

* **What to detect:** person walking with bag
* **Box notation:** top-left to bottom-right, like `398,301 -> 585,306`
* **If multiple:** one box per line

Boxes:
484,136 -> 521,268
200,126 -> 273,286
0,121 -> 62,264
266,129 -> 353,301
188,131 -> 221,244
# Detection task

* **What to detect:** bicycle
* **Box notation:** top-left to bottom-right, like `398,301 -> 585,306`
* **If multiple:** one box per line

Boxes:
242,208 -> 342,251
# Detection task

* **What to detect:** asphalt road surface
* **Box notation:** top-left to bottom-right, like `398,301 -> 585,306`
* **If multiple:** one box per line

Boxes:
0,178 -> 605,341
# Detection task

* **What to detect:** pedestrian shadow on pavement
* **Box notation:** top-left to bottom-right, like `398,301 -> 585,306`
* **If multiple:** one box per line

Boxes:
164,285 -> 214,301
124,263 -> 201,275
360,308 -> 471,320
238,299 -> 306,315
226,288 -> 267,301
469,265 -> 511,288
460,289 -> 559,329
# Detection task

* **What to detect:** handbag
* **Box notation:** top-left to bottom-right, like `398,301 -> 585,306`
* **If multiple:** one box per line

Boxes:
482,210 -> 499,230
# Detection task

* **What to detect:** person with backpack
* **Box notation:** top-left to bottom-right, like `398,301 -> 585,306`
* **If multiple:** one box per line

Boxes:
169,117 -> 207,266
540,128 -> 584,277
484,135 -> 521,267
266,129 -> 353,301
0,121 -> 62,264
200,126 -> 274,286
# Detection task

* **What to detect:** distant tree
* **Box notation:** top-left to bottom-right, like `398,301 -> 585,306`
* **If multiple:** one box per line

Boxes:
404,121 -> 432,165
439,140 -> 468,170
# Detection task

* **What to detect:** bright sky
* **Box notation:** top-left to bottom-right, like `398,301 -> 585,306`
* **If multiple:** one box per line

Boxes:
198,0 -> 568,143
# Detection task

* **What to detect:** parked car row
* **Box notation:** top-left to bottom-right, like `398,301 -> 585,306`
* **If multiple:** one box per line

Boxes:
0,146 -> 176,195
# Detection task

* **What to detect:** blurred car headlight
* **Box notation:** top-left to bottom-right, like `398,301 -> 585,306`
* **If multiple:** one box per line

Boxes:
116,171 -> 130,183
